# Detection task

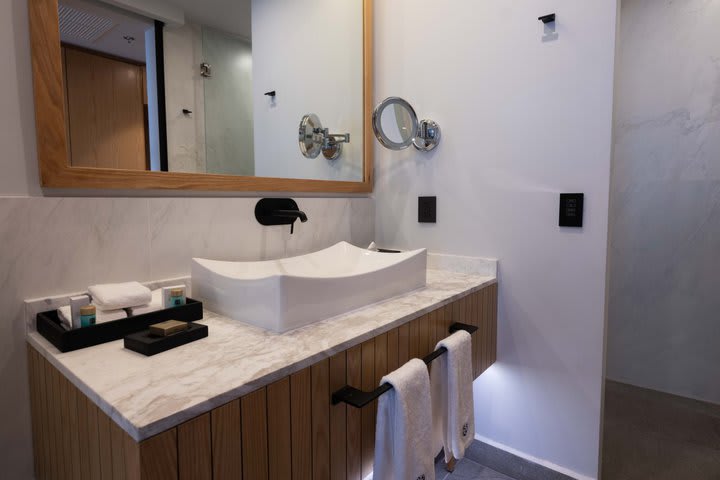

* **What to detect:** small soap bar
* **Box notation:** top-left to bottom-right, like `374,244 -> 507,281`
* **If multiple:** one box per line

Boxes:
149,320 -> 190,337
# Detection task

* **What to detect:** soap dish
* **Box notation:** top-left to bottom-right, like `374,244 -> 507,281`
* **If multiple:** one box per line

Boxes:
124,323 -> 208,356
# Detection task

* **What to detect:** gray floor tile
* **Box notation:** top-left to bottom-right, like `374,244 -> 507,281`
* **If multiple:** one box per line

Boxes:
602,381 -> 720,480
435,457 -> 450,480
445,459 -> 516,480
465,441 -> 573,480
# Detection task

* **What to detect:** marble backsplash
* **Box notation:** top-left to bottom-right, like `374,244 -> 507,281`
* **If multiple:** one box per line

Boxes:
0,195 -> 373,477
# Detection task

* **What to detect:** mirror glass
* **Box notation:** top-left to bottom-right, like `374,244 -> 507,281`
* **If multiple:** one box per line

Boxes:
56,0 -> 364,182
372,97 -> 418,150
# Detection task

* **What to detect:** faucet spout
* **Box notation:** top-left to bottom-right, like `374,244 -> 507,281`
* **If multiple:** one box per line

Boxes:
272,210 -> 308,223
255,198 -> 308,234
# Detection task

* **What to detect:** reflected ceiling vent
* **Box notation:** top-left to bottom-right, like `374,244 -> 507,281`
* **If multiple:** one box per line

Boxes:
59,4 -> 115,42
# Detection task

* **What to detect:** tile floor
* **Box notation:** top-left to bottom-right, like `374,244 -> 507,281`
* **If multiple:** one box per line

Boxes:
436,458 -> 517,480
602,380 -> 720,480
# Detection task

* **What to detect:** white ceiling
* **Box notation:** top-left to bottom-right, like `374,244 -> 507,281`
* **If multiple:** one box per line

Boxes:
59,0 -> 153,63
164,0 -> 252,39
58,0 -> 252,64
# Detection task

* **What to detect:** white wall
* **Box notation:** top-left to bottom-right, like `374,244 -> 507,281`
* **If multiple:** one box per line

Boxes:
1,0 -> 41,197
251,0 -> 364,182
0,1 -> 373,477
373,1 -> 617,478
606,0 -> 720,404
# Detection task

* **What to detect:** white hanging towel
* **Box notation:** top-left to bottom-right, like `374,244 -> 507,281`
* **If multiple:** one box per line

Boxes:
430,330 -> 475,463
373,358 -> 435,480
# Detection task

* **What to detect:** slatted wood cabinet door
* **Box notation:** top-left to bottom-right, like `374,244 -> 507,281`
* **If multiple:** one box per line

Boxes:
28,284 -> 498,480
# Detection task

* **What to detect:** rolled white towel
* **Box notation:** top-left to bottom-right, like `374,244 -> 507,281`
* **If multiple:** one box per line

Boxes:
88,282 -> 152,310
127,289 -> 163,317
57,305 -> 127,330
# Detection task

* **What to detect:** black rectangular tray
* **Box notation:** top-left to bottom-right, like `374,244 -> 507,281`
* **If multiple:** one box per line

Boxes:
124,323 -> 208,356
36,298 -> 203,353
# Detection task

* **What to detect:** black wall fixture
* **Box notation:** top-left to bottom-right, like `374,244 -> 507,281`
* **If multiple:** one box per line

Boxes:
264,91 -> 276,97
559,193 -> 584,228
255,198 -> 308,234
538,13 -> 556,23
154,20 -> 169,172
418,196 -> 437,223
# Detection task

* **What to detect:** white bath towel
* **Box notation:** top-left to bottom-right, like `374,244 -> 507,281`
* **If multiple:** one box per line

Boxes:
88,282 -> 152,310
94,308 -> 128,324
127,289 -> 163,316
58,305 -> 127,329
373,358 -> 435,480
430,330 -> 475,463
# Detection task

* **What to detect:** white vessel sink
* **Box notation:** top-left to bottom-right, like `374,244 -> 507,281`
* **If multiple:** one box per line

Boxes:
191,242 -> 427,333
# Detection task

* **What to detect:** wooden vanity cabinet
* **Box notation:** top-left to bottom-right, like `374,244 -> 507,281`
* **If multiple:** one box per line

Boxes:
27,284 -> 497,480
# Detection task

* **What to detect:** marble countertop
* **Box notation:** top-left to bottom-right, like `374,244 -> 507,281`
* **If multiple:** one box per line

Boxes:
27,269 -> 496,442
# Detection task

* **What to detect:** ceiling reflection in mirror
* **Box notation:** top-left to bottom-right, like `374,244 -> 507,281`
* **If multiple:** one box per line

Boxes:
57,0 -> 364,181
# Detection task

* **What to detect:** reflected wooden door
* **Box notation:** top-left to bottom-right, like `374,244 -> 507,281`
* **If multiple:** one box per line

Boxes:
63,46 -> 148,170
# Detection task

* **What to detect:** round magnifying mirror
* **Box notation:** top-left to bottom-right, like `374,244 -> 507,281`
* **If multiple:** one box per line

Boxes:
372,97 -> 419,150
299,113 -> 323,158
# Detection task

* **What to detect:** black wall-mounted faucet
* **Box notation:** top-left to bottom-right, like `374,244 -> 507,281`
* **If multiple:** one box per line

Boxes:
255,198 -> 308,234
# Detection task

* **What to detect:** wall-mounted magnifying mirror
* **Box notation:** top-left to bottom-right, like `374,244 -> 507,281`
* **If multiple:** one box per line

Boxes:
372,97 -> 441,152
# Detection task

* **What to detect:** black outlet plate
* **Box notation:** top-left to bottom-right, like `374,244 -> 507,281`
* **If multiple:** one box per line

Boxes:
418,196 -> 437,223
559,193 -> 584,227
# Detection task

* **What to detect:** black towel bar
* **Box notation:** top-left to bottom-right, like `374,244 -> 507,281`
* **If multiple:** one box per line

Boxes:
331,322 -> 478,408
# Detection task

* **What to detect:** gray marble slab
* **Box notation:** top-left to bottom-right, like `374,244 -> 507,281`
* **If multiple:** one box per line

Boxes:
427,253 -> 498,277
27,269 -> 495,442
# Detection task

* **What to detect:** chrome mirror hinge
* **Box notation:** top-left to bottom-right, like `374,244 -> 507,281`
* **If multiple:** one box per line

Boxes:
299,115 -> 350,161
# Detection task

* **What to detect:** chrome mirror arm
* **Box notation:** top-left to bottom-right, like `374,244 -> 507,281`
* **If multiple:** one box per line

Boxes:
299,116 -> 350,161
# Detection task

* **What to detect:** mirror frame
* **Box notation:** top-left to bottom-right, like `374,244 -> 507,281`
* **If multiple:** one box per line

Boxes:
28,0 -> 373,193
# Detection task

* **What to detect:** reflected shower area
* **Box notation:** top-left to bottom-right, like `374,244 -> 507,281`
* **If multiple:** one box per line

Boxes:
163,22 -> 254,176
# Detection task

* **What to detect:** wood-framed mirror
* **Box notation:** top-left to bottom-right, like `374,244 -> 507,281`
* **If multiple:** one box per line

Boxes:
28,0 -> 373,193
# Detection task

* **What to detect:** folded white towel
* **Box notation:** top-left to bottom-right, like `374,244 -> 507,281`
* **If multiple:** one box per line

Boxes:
58,305 -> 126,329
58,306 -> 73,330
95,308 -> 127,324
373,358 -> 435,480
88,282 -> 151,310
430,330 -> 475,463
127,289 -> 163,317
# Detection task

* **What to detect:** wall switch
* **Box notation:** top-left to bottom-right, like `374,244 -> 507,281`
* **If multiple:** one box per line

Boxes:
418,196 -> 437,223
559,193 -> 584,227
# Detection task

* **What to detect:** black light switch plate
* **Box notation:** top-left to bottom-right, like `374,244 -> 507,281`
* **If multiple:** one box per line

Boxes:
559,193 -> 584,227
418,196 -> 437,223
